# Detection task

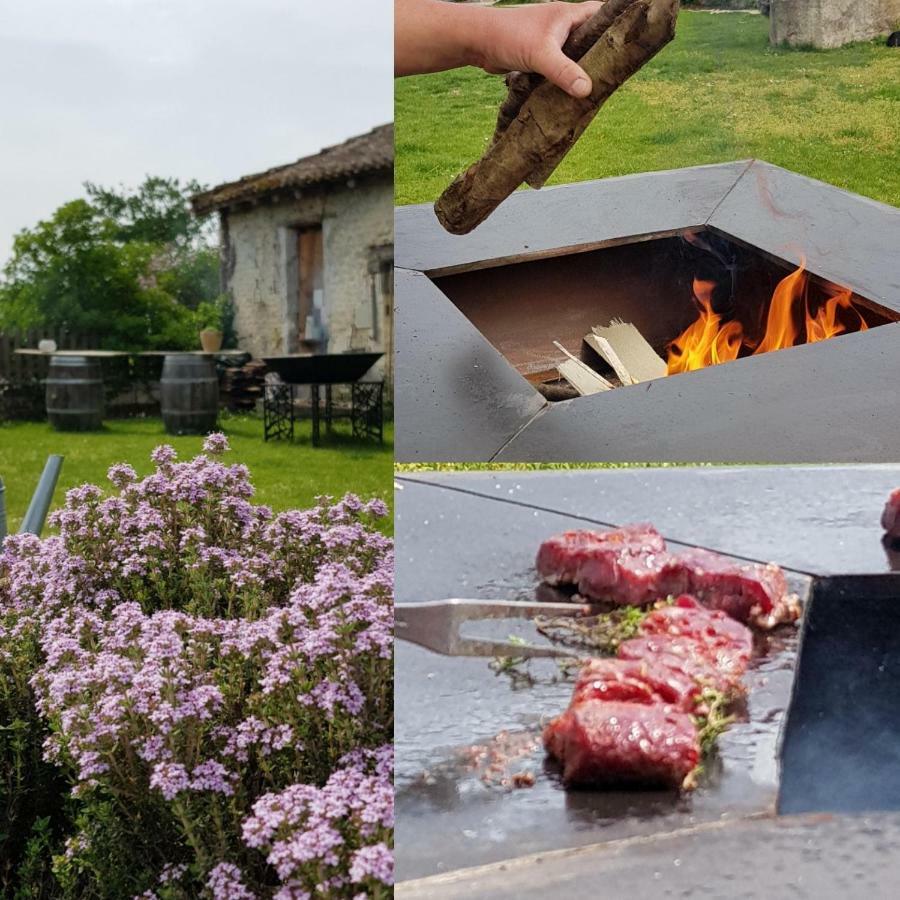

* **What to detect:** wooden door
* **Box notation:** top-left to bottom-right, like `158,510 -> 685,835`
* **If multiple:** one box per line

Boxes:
297,227 -> 324,343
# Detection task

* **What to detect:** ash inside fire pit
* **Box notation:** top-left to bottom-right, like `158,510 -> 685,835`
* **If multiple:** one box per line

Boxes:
433,230 -> 898,401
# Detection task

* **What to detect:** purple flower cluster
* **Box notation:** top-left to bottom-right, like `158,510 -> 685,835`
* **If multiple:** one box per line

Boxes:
243,745 -> 394,891
0,435 -> 393,898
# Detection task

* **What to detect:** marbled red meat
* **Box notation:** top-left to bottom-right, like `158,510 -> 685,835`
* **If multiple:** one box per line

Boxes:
535,525 -> 666,586
576,547 -> 687,607
571,656 -> 701,713
675,548 -> 799,629
543,601 -> 757,790
883,489 -> 900,541
639,595 -> 753,669
543,700 -> 700,788
617,636 -> 744,694
536,526 -> 799,630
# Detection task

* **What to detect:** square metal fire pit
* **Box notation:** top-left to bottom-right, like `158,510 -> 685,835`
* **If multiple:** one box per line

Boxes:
395,161 -> 900,462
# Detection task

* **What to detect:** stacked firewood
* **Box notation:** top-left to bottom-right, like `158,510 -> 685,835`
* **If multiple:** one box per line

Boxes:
220,359 -> 267,412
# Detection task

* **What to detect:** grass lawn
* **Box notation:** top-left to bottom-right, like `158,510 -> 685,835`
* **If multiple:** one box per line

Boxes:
0,414 -> 394,535
396,10 -> 900,207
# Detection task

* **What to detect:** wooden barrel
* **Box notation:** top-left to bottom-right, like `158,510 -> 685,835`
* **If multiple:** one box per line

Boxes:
45,355 -> 104,431
160,353 -> 219,435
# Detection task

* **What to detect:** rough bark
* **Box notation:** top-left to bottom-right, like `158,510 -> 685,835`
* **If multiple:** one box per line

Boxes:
491,0 -> 638,189
435,0 -> 680,236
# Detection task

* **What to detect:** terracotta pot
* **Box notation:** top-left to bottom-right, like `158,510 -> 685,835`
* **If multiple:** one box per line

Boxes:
199,329 -> 223,353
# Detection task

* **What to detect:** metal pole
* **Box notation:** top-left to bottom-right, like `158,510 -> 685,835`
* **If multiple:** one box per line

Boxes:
19,454 -> 64,537
0,477 -> 6,543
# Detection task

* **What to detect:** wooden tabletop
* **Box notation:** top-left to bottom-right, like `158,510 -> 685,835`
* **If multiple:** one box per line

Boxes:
15,349 -> 129,357
15,349 -> 247,358
137,350 -> 247,357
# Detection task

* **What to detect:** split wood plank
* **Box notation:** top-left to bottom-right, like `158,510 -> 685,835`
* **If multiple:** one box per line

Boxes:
590,320 -> 668,383
553,340 -> 613,396
583,333 -> 635,386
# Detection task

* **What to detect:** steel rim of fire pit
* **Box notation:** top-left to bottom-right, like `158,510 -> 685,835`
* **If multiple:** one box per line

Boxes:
394,160 -> 900,463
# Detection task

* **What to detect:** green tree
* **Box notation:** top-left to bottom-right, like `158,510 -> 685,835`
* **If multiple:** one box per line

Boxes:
85,176 -> 221,314
0,177 -> 222,350
84,176 -> 211,249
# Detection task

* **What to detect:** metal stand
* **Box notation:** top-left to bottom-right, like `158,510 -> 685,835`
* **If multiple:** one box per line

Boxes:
263,382 -> 294,442
352,381 -> 385,444
263,380 -> 384,446
311,384 -> 322,447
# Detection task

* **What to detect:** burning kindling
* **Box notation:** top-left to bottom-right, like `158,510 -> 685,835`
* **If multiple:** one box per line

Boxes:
554,321 -> 667,397
668,259 -> 869,375
550,255 -> 872,400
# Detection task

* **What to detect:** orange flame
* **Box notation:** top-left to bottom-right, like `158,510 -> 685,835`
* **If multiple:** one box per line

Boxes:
667,262 -> 868,375
806,288 -> 868,343
667,279 -> 742,375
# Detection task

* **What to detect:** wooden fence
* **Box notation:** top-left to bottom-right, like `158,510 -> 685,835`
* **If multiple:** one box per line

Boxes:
0,329 -> 156,421
0,328 -> 98,384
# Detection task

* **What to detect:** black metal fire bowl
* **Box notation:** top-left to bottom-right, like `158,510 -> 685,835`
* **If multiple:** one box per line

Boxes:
262,351 -> 382,384
395,161 -> 900,462
394,466 -> 900,896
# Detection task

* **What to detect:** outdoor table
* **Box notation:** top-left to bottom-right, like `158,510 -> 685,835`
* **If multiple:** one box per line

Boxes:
262,352 -> 384,446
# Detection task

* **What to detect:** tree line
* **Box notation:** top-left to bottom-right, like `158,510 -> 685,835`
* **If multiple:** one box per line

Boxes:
0,177 -> 233,350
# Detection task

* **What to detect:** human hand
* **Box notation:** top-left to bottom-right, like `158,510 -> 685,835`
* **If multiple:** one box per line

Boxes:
474,1 -> 605,98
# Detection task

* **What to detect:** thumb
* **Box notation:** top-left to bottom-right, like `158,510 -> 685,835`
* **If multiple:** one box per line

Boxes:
532,44 -> 593,98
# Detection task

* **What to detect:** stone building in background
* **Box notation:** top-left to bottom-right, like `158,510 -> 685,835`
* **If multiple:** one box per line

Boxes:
192,124 -> 393,387
770,0 -> 900,48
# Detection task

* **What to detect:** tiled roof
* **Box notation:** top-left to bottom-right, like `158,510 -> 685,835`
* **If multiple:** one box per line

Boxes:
192,123 -> 393,215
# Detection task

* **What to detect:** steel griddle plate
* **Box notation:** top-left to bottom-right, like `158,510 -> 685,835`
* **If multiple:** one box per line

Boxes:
395,466 -> 900,889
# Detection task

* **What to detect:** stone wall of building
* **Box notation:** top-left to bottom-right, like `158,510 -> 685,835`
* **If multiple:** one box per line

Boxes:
220,174 -> 393,381
770,0 -> 900,48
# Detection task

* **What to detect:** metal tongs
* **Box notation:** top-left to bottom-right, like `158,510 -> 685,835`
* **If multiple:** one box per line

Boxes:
395,598 -> 596,659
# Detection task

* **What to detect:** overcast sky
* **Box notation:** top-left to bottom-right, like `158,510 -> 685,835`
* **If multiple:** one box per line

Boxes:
0,0 -> 393,265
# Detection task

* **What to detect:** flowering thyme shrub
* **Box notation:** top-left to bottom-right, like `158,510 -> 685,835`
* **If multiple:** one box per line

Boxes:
0,435 -> 393,898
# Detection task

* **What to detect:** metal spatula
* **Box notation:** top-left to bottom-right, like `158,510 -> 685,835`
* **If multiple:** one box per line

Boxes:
395,598 -> 596,658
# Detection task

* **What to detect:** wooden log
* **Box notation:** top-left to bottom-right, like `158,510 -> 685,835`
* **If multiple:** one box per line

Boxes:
535,380 -> 580,402
434,0 -> 680,235
490,0 -> 637,188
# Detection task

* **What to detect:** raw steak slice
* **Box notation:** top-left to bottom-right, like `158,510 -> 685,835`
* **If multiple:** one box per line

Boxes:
677,548 -> 799,629
535,525 -> 666,586
571,657 -> 701,713
618,636 -> 744,695
576,548 -> 687,607
543,700 -> 700,789
640,595 -> 753,668
883,489 -> 900,541
535,527 -> 799,629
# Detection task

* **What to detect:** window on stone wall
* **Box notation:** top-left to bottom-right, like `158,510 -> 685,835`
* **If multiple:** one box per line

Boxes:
297,226 -> 324,345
